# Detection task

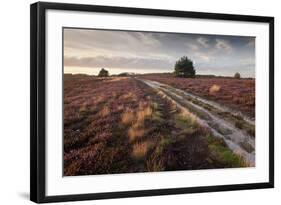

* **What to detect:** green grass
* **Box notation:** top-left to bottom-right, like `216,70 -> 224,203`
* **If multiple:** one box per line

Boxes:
235,120 -> 243,129
207,134 -> 247,167
152,110 -> 164,123
175,114 -> 197,130
153,136 -> 173,157
146,154 -> 165,172
234,119 -> 255,137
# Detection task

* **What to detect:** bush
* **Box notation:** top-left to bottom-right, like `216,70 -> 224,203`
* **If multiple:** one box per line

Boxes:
234,72 -> 241,79
98,68 -> 109,77
174,56 -> 196,77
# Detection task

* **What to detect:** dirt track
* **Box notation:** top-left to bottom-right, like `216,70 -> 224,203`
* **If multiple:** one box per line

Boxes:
138,78 -> 255,166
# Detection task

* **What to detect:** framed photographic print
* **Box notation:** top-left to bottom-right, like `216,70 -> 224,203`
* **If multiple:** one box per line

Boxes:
30,2 -> 274,203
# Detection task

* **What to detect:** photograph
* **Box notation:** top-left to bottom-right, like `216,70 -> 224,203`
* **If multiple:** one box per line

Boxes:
29,2 -> 274,202
63,28 -> 256,176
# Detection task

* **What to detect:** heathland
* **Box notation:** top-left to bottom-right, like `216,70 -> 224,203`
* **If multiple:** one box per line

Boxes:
64,73 -> 255,176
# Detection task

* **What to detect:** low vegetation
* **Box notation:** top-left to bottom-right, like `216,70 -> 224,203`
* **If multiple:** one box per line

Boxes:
64,74 -> 248,176
141,73 -> 255,118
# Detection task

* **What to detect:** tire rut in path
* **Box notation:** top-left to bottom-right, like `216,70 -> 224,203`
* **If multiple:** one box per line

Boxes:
143,82 -> 223,170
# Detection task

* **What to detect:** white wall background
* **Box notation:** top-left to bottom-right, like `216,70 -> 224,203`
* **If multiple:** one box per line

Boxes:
0,0 -> 279,204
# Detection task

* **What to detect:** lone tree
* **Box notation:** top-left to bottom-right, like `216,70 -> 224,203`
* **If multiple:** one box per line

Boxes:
98,68 -> 109,77
174,56 -> 196,77
234,72 -> 241,79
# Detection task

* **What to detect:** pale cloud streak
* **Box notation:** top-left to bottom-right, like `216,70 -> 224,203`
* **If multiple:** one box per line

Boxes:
197,37 -> 209,48
215,39 -> 233,53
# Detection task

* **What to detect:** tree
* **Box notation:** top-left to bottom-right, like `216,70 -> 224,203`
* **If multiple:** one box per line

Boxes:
234,72 -> 241,79
174,56 -> 196,77
98,68 -> 109,77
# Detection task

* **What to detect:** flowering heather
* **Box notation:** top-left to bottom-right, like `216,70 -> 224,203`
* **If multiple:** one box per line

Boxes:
64,74 -> 247,176
141,74 -> 255,118
64,75 -> 153,175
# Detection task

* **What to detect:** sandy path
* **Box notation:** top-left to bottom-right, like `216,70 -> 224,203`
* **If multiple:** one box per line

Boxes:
138,78 -> 255,166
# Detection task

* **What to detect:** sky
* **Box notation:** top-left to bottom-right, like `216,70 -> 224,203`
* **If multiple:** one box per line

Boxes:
64,28 -> 255,77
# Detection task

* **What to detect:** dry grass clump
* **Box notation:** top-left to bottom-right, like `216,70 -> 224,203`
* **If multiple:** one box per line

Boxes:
136,106 -> 152,122
126,102 -> 153,142
209,84 -> 221,94
179,109 -> 197,124
121,109 -> 135,125
128,126 -> 145,142
99,106 -> 110,117
146,156 -> 164,172
79,104 -> 87,113
117,104 -> 124,111
121,92 -> 136,100
131,141 -> 153,159
108,77 -> 127,82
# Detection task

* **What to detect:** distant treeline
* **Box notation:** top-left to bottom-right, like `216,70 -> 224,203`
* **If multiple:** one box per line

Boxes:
64,72 -> 254,79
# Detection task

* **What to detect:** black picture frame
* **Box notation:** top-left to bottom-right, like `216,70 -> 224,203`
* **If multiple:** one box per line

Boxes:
30,1 -> 274,203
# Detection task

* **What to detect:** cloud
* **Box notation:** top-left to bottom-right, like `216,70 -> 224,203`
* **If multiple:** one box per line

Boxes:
64,29 -> 164,59
195,53 -> 211,63
64,55 -> 173,70
185,42 -> 199,52
197,37 -> 209,48
215,39 -> 233,53
133,32 -> 161,47
64,29 -> 255,77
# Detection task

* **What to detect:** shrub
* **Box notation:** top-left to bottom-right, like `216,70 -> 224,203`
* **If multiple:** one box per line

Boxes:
174,56 -> 196,77
98,68 -> 109,77
234,72 -> 241,79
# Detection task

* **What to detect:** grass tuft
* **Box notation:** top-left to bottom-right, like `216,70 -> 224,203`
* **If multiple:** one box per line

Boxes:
209,84 -> 221,94
128,127 -> 145,141
131,141 -> 153,160
207,134 -> 247,167
121,109 -> 134,125
99,106 -> 110,117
